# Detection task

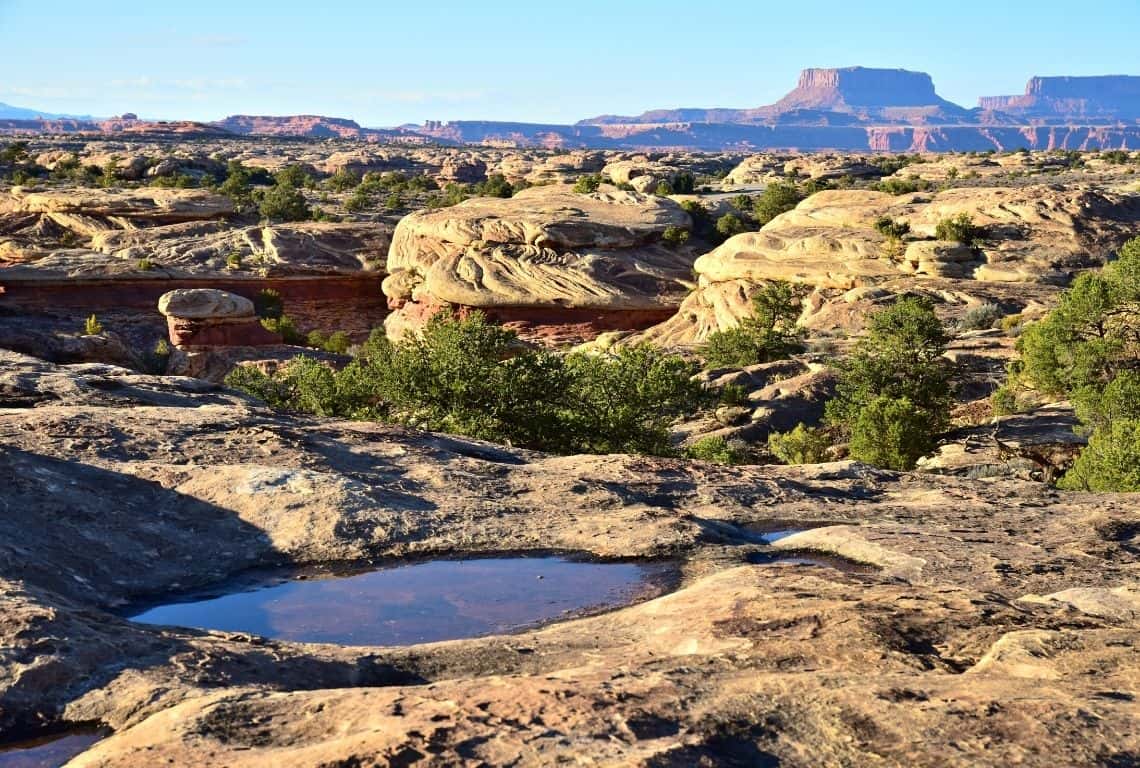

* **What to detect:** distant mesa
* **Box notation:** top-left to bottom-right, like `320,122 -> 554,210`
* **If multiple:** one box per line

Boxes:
979,75 -> 1140,121
579,67 -> 973,126
3,67 -> 1140,151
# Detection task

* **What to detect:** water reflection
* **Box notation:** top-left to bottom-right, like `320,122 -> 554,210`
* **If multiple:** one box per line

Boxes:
129,556 -> 672,646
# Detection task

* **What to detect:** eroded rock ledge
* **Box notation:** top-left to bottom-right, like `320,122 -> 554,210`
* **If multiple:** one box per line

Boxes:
0,351 -> 1136,767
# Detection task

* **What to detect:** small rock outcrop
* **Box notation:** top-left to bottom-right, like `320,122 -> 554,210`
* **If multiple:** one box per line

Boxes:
158,289 -> 280,348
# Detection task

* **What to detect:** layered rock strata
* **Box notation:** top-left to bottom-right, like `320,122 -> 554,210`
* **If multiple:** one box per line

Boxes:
157,289 -> 280,348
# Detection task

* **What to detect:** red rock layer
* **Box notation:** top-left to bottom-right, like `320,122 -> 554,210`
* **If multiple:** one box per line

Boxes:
0,275 -> 388,339
166,316 -> 281,349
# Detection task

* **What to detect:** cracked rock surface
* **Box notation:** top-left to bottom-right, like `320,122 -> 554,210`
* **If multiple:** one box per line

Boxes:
0,350 -> 1136,766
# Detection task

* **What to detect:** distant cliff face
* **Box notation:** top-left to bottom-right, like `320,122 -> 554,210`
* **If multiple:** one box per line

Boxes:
4,67 -> 1140,151
212,115 -> 365,137
580,67 -> 973,126
979,76 -> 1140,120
778,67 -> 943,108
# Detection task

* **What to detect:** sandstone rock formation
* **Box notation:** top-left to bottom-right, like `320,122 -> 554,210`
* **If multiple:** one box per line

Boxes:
980,75 -> 1140,121
0,182 -> 393,344
158,288 -> 280,348
0,351 -> 1135,766
637,184 -> 1140,345
382,185 -> 697,343
0,186 -> 233,224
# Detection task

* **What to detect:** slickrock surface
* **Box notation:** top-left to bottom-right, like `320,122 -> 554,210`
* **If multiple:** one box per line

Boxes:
0,351 -> 1135,767
637,184 -> 1140,345
0,184 -> 390,279
383,185 -> 697,343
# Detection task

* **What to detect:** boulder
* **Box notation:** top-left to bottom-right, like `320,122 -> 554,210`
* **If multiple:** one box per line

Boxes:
158,288 -> 254,319
158,289 -> 279,349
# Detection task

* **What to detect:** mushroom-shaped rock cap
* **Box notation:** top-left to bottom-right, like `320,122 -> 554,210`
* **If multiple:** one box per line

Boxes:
158,289 -> 255,319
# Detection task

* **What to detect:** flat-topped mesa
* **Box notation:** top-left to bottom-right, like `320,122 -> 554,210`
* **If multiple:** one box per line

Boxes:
980,75 -> 1140,120
788,67 -> 942,107
213,115 -> 365,137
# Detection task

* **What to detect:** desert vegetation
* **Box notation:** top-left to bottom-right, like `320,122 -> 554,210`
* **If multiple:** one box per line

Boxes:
227,311 -> 706,456
995,237 -> 1140,490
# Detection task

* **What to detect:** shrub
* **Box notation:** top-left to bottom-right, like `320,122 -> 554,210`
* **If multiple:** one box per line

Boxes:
1000,313 -> 1023,332
84,314 -> 103,335
226,357 -> 340,416
573,174 -> 602,193
718,382 -> 749,406
662,226 -> 690,247
323,330 -> 352,355
261,314 -> 304,344
275,164 -> 313,188
146,338 -> 172,374
259,183 -> 311,222
226,311 -> 706,456
254,288 -> 284,319
715,213 -> 748,239
828,297 -> 952,421
1057,419 -> 1140,492
685,435 -> 748,465
326,167 -> 361,191
986,236 -> 1140,489
561,344 -> 706,455
825,297 -> 953,465
473,173 -> 513,198
654,180 -> 673,196
872,155 -> 922,176
218,160 -> 258,211
848,396 -> 939,470
672,172 -> 695,194
1071,371 -> 1140,434
935,213 -> 981,244
225,252 -> 242,271
768,423 -> 830,465
0,141 -> 30,164
1016,271 -> 1128,396
752,182 -> 803,226
873,216 -> 910,239
873,177 -> 929,195
384,192 -> 403,211
701,282 -> 806,368
344,187 -> 372,212
136,258 -> 154,271
957,302 -> 1003,331
701,328 -> 764,369
990,384 -> 1029,416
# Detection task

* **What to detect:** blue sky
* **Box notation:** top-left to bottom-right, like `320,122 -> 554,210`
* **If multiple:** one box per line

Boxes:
1,0 -> 1138,125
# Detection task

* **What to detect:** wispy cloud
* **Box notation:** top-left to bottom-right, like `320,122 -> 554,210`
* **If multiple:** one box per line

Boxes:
0,85 -> 97,100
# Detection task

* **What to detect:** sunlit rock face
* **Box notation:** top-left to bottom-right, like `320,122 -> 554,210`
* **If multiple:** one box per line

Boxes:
158,288 -> 280,348
634,184 -> 1140,346
382,184 -> 697,343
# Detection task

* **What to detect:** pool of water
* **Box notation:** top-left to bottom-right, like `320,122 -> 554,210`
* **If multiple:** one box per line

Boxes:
127,556 -> 673,646
0,729 -> 105,768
